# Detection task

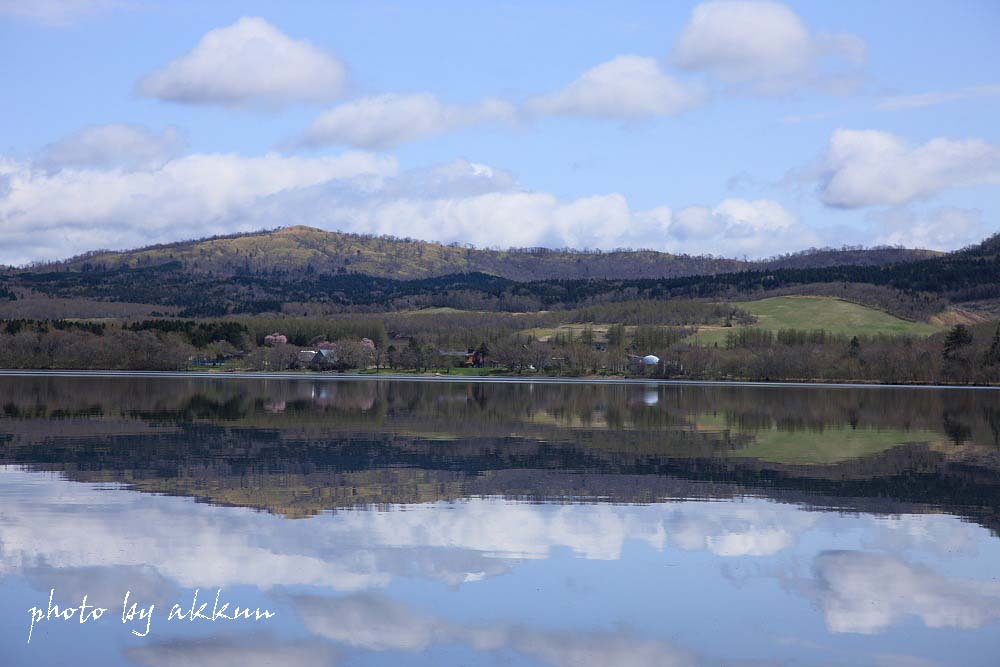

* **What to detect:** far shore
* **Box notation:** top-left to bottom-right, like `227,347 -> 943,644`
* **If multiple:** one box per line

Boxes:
0,369 -> 997,390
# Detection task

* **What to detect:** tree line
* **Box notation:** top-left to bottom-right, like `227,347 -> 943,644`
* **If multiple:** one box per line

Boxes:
2,313 -> 999,385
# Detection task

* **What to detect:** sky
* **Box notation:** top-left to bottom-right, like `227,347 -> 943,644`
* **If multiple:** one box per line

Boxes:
1,0 -> 999,266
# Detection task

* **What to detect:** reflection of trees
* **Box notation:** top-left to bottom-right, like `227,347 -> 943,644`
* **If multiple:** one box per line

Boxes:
0,377 -> 998,529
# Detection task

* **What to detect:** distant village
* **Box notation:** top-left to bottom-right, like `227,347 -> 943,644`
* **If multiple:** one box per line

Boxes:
246,331 -> 663,375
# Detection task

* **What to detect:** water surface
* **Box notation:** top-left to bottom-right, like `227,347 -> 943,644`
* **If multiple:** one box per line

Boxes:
1,375 -> 998,666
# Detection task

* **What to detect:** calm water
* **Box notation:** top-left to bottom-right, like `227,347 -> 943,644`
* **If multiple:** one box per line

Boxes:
1,375 -> 999,666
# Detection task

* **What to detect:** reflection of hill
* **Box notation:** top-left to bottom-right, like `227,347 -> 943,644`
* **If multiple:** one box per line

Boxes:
0,376 -> 997,530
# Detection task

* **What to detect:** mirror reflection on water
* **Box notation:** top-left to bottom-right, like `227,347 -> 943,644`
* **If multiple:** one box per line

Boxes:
1,375 -> 998,666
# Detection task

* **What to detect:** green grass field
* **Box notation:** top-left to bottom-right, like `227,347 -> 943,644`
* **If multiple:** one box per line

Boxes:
732,426 -> 939,465
696,413 -> 940,464
692,296 -> 943,345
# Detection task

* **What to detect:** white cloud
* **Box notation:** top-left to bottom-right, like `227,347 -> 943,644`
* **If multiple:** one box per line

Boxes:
37,124 -> 185,170
0,151 -> 395,265
818,129 -> 1000,208
302,93 -> 517,148
671,1 -> 866,95
0,152 -> 819,265
137,17 -> 347,107
813,551 -> 1000,634
0,0 -> 120,25
669,198 -> 815,256
876,84 -> 1000,111
249,169 -> 814,258
872,207 -> 986,250
294,593 -> 699,666
528,55 -> 705,118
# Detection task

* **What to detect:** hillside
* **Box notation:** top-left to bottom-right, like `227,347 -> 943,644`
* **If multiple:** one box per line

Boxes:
32,225 -> 937,281
0,228 -> 995,320
42,226 -> 745,280
693,296 -> 944,345
762,247 -> 941,269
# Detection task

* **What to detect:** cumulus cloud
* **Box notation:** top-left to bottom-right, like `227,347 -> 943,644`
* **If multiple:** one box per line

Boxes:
668,198 -> 816,256
137,17 -> 347,107
302,93 -> 517,148
0,151 -> 395,265
300,56 -> 703,146
0,0 -> 120,25
818,129 -> 1000,208
671,1 -> 866,95
250,171 -> 814,258
872,207 -> 986,250
37,124 -> 185,170
528,55 -> 705,118
813,551 -> 1000,634
299,55 -> 707,149
0,149 -> 820,265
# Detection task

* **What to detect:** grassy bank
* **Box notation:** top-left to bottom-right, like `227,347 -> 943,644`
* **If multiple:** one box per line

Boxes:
692,296 -> 943,345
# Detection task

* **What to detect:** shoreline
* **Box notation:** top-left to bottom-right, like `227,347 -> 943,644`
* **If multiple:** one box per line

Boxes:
0,369 -> 997,390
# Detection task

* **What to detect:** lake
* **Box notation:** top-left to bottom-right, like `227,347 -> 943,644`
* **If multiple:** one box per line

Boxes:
1,374 -> 998,666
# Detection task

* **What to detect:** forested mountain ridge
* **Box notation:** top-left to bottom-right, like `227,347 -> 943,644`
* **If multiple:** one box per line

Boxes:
14,225 -> 941,281
0,230 -> 994,320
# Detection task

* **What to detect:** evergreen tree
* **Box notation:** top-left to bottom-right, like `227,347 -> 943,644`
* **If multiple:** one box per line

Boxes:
848,336 -> 860,358
943,325 -> 973,360
986,323 -> 1000,366
606,324 -> 626,349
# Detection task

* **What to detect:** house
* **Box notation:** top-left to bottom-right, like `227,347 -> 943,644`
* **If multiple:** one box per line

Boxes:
438,348 -> 484,367
300,348 -> 340,369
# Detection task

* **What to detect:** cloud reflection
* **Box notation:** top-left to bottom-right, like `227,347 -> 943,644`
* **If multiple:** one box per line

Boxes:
813,551 -> 1000,634
293,592 -> 700,666
0,467 -> 823,599
127,636 -> 339,667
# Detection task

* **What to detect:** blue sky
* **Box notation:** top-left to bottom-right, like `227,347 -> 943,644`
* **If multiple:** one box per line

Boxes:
1,0 -> 999,265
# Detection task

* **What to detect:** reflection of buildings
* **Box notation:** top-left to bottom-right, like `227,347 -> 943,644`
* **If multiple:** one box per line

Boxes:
263,399 -> 287,413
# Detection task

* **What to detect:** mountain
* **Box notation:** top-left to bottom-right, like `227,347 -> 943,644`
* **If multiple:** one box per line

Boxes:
0,227 -> 994,320
759,246 -> 942,269
34,225 -> 939,281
